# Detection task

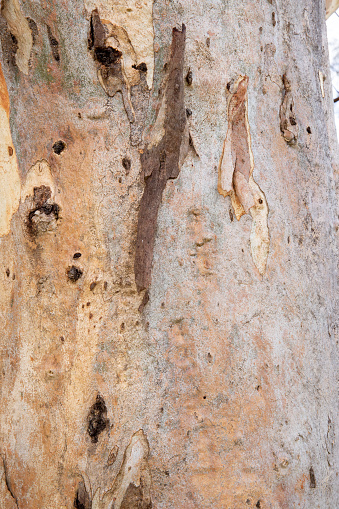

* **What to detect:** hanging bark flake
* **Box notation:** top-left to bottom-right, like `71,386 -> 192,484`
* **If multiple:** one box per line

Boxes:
218,76 -> 270,275
88,8 -> 150,145
134,25 -> 187,292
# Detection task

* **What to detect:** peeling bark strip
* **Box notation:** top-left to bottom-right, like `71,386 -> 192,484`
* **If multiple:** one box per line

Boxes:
92,430 -> 151,509
88,9 -> 132,120
218,76 -> 269,275
280,74 -> 298,144
88,8 -> 150,130
84,0 -> 154,88
0,61 -> 21,237
134,25 -> 187,292
1,0 -> 33,74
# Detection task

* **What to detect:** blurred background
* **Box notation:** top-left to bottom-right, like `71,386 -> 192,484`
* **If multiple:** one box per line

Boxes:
327,8 -> 339,140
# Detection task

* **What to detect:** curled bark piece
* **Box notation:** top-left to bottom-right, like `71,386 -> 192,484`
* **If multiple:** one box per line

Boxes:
88,9 -> 150,143
280,74 -> 298,144
1,0 -> 33,74
84,0 -> 154,89
92,430 -> 152,509
218,76 -> 254,220
218,75 -> 269,275
326,0 -> 339,18
89,9 -> 135,122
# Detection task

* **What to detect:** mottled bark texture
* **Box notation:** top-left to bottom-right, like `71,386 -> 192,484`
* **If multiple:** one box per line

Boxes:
0,0 -> 338,508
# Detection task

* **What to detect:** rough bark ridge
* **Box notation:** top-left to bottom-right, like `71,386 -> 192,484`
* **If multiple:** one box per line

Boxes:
0,0 -> 338,508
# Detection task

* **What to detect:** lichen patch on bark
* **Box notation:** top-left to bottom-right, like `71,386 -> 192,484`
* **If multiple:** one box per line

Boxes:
218,75 -> 269,275
0,62 -> 20,237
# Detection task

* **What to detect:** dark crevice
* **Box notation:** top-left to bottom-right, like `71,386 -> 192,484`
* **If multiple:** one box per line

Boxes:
52,140 -> 66,154
27,18 -> 38,44
47,25 -> 60,61
26,186 -> 60,237
87,394 -> 109,443
310,466 -> 316,488
67,266 -> 83,282
132,62 -> 147,72
94,46 -> 121,66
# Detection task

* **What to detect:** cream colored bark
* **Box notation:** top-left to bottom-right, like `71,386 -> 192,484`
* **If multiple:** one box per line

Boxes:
326,0 -> 339,18
0,0 -> 338,508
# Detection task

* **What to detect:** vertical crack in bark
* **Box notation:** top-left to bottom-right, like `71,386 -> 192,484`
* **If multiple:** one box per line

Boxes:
1,0 -> 33,74
279,74 -> 298,144
218,76 -> 270,275
134,25 -> 187,292
2,456 -> 19,508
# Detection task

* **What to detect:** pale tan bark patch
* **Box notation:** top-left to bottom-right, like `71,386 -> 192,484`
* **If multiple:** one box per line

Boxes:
92,429 -> 151,509
0,62 -> 20,237
1,0 -> 33,74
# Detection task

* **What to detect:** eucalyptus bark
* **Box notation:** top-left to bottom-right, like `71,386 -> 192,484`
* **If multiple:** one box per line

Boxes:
0,1 -> 338,508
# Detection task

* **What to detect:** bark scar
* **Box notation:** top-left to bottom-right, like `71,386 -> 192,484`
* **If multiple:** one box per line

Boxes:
88,9 -> 150,145
134,25 -> 187,292
279,74 -> 298,144
218,76 -> 270,275
92,429 -> 152,509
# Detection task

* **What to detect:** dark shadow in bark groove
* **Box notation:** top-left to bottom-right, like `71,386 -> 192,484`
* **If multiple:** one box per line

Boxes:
74,480 -> 91,509
87,394 -> 109,443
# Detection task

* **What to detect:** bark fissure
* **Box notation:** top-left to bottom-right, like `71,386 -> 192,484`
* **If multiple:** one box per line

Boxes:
134,24 -> 187,292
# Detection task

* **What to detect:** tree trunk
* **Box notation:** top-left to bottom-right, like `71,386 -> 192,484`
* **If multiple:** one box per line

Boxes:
0,1 -> 338,507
